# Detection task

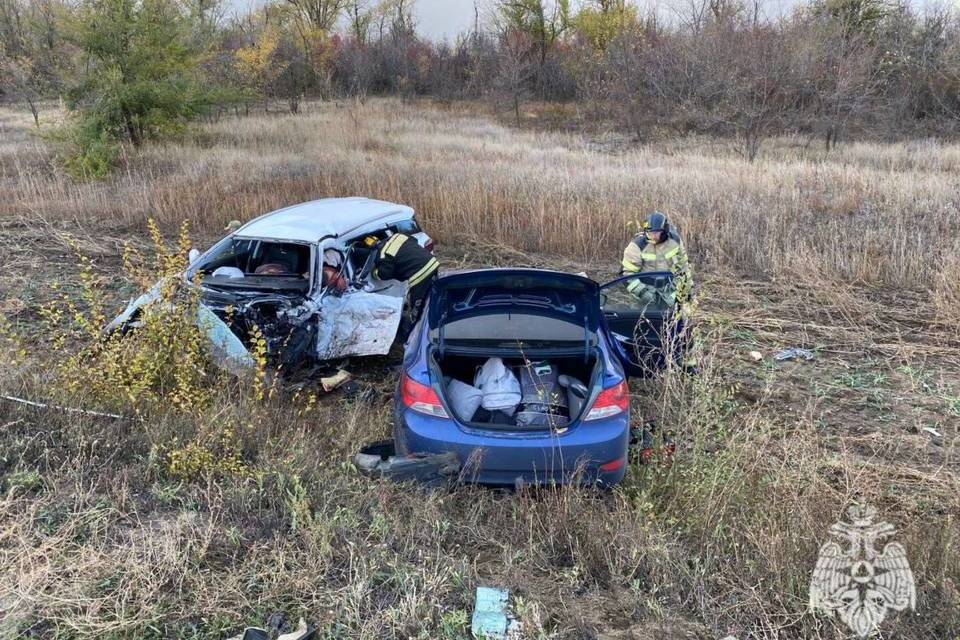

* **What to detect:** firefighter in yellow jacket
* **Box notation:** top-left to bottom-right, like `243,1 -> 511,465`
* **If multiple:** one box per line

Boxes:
370,232 -> 440,339
621,211 -> 696,371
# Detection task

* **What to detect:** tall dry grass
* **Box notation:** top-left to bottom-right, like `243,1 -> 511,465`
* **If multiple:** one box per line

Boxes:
3,99 -> 959,289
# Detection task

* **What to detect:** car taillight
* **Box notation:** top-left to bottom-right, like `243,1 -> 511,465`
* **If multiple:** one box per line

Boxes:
599,456 -> 626,472
584,380 -> 629,421
425,239 -> 435,253
400,373 -> 449,418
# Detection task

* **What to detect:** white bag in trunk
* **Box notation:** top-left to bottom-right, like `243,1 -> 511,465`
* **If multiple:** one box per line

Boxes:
446,378 -> 483,421
474,357 -> 521,414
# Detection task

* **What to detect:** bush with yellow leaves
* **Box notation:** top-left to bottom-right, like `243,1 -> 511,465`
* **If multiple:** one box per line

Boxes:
38,220 -> 213,415
35,219 -> 274,481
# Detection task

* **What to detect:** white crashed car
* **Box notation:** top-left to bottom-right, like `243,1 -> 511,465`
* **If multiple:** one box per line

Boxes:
108,197 -> 434,372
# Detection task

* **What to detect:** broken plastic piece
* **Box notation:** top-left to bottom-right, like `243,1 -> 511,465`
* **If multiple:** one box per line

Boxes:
354,440 -> 460,484
773,347 -> 814,362
472,586 -> 510,639
319,369 -> 351,392
278,618 -> 315,640
748,350 -> 763,361
197,305 -> 256,374
226,618 -> 315,640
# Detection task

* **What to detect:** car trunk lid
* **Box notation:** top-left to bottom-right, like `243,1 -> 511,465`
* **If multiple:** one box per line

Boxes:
428,269 -> 601,357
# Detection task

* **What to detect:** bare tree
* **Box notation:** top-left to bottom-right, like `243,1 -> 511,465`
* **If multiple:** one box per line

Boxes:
347,0 -> 373,44
283,0 -> 348,31
495,30 -> 535,126
496,0 -> 570,70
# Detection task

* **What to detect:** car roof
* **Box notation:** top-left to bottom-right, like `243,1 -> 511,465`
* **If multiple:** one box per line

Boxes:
235,197 -> 414,243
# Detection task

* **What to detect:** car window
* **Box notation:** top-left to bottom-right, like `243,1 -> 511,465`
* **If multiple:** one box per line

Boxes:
390,219 -> 421,235
194,239 -> 311,277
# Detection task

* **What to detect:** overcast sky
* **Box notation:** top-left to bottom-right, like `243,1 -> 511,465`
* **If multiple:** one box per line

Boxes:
225,0 -> 945,40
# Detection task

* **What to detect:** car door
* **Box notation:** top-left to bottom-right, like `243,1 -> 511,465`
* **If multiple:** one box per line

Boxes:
599,271 -> 678,377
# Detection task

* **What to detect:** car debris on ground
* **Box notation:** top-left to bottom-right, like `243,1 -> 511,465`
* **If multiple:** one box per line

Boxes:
226,616 -> 315,640
773,347 -> 815,362
630,420 -> 676,465
319,369 -> 351,392
471,586 -> 521,639
353,440 -> 461,486
1,394 -> 127,420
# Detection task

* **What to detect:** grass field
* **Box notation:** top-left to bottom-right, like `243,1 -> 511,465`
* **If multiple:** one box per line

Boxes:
1,99 -> 958,639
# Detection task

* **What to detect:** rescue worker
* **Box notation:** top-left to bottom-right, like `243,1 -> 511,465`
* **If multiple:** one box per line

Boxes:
224,220 -> 242,233
621,211 -> 691,297
621,211 -> 696,372
369,232 -> 439,338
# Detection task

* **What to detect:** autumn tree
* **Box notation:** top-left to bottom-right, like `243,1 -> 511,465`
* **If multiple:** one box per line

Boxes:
496,0 -> 570,83
573,0 -> 638,51
0,0 -> 72,126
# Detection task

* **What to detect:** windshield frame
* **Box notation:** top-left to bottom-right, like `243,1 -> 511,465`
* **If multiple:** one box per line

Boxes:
186,235 -> 319,294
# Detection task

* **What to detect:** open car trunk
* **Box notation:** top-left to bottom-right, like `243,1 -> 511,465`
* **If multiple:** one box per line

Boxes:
431,351 -> 600,429
426,269 -> 606,429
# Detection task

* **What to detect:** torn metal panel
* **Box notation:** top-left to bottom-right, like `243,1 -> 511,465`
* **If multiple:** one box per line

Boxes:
314,282 -> 406,360
197,305 -> 256,373
103,281 -> 164,334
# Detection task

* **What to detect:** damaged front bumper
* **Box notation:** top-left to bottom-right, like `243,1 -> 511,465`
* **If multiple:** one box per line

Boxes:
105,279 -> 406,374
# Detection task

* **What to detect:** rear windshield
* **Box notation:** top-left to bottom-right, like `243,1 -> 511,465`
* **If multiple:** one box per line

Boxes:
434,276 -> 595,346
442,313 -> 586,346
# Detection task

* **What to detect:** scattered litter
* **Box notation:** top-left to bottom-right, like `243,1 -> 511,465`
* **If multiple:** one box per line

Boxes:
748,350 -> 763,362
341,380 -> 377,402
319,369 -> 351,392
773,347 -> 815,362
226,618 -> 315,640
1,395 -> 126,420
354,440 -> 460,485
922,426 -> 943,438
472,586 -> 512,639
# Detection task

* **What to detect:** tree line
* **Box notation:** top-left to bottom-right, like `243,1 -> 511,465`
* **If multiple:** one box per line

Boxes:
2,0 -> 959,175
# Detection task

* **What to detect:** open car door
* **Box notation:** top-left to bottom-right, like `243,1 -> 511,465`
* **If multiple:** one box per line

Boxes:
600,271 -> 680,377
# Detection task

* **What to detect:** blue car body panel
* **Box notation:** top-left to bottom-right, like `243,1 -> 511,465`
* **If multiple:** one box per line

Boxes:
394,268 -> 642,487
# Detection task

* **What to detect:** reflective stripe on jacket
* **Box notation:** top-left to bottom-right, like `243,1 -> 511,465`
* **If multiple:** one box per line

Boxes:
621,234 -> 692,296
375,233 -> 439,286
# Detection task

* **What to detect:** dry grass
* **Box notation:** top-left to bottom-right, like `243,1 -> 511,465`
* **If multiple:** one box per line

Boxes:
0,100 -> 958,639
3,99 -> 960,288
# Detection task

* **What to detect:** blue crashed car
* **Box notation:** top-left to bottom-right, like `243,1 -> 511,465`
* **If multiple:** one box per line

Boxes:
393,268 -> 679,487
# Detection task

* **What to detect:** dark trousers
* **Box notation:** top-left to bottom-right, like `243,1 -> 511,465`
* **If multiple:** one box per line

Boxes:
399,271 -> 438,340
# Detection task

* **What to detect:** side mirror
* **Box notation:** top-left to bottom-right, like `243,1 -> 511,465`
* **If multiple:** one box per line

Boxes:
188,248 -> 200,264
599,292 -> 608,307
